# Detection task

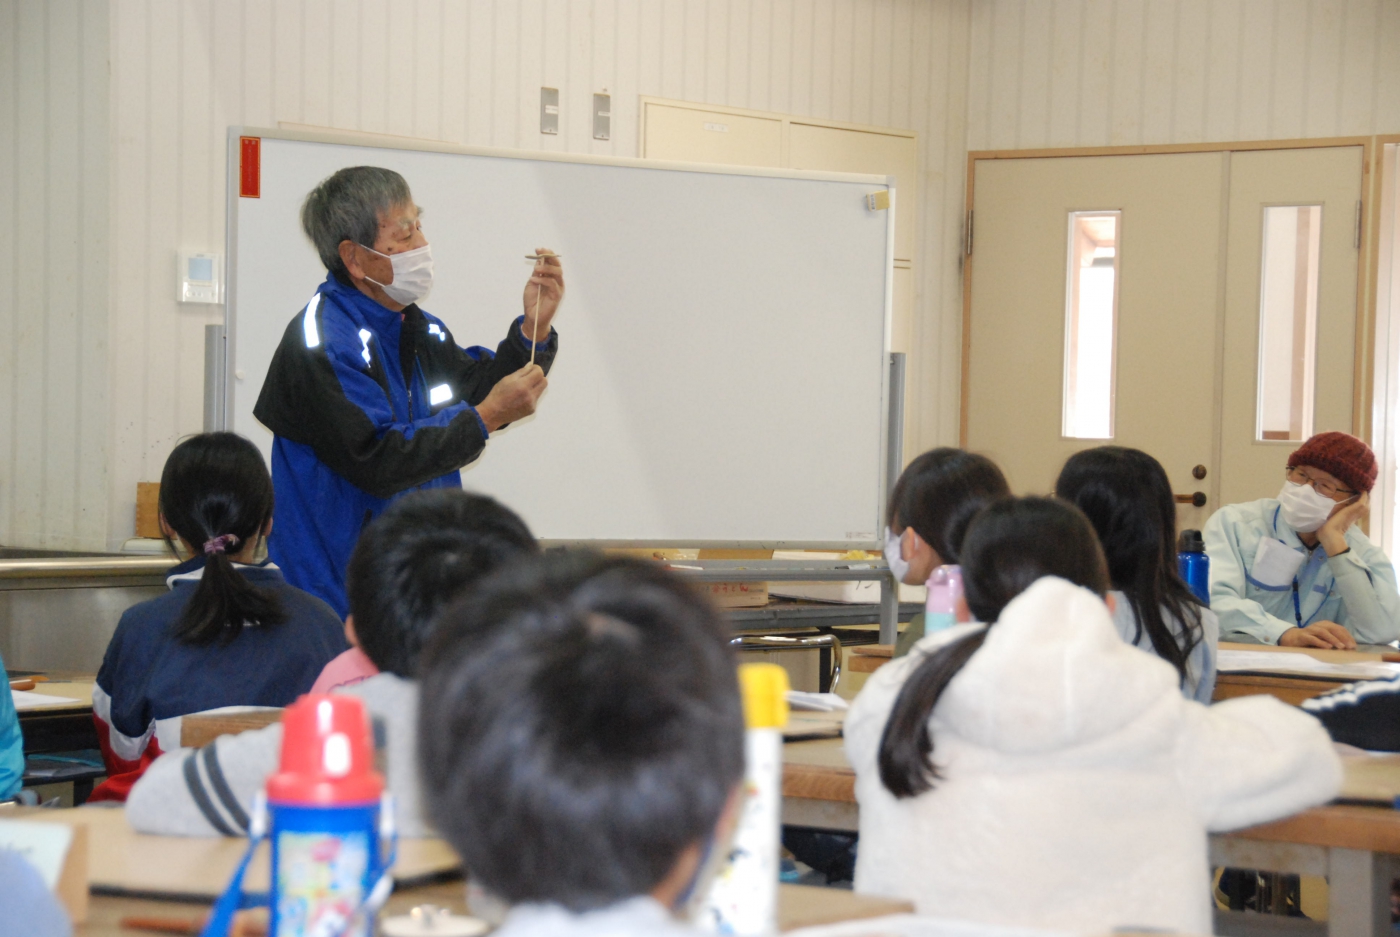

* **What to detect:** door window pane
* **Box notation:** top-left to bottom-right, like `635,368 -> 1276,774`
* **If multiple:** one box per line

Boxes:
1256,205 -> 1322,442
1063,211 -> 1120,439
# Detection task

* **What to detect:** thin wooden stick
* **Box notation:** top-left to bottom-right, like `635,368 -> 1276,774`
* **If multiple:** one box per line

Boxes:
531,287 -> 540,366
524,255 -> 560,366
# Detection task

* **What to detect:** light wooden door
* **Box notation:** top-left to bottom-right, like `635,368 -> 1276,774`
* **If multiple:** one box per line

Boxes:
966,147 -> 1366,528
965,152 -> 1228,530
1218,147 -> 1364,507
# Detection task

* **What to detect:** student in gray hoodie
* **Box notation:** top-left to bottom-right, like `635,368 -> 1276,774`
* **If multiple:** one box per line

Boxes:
124,489 -> 538,837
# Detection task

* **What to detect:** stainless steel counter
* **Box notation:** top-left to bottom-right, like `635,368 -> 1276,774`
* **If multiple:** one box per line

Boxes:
0,555 -> 175,672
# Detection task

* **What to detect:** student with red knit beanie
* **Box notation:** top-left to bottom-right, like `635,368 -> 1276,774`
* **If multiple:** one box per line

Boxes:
1204,431 -> 1399,649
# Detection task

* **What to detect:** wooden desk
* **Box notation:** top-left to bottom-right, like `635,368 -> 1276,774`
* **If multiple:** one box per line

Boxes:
1214,643 -> 1393,706
77,875 -> 908,935
781,739 -> 1400,937
181,709 -> 283,748
17,677 -> 98,754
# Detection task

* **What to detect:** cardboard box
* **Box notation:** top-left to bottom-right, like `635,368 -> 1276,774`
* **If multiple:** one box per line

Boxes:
704,580 -> 770,608
135,483 -> 161,540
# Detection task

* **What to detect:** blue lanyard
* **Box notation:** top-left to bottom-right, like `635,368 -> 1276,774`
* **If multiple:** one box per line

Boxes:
1292,580 -> 1303,626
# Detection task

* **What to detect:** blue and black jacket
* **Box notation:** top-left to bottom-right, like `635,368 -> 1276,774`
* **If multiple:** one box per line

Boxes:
254,272 -> 557,616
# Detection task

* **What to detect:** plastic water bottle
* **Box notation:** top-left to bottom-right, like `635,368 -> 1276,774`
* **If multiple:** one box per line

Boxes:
1178,529 -> 1210,605
924,565 -> 963,634
700,663 -> 790,935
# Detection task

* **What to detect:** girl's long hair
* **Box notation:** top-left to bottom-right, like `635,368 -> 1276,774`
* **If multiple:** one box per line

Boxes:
1055,446 -> 1205,685
877,497 -> 1110,799
160,433 -> 285,646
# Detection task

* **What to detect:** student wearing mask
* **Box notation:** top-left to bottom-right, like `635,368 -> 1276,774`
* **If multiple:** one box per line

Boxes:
846,497 -> 1339,934
418,554 -> 745,936
126,489 -> 537,837
1204,432 -> 1400,649
91,434 -> 345,801
1056,446 -> 1218,703
255,166 -> 563,617
883,448 -> 1010,657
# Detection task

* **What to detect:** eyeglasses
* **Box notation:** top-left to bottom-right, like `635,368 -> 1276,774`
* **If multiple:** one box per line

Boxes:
1286,466 -> 1356,500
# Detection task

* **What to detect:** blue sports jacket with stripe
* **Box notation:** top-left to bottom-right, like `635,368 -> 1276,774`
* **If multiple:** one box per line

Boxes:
254,271 -> 556,616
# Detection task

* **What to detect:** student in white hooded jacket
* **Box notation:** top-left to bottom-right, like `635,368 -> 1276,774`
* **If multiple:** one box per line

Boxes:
846,496 -> 1341,936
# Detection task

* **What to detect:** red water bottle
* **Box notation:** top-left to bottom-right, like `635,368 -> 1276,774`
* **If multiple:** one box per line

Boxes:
199,695 -> 395,937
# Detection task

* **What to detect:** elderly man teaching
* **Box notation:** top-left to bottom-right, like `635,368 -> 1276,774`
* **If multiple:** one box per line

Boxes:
255,166 -> 563,617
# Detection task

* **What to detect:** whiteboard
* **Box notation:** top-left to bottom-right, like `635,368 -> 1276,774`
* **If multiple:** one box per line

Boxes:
226,128 -> 893,547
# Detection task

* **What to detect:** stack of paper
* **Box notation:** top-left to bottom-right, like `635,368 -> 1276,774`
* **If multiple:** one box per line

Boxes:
10,690 -> 81,711
1216,650 -> 1400,681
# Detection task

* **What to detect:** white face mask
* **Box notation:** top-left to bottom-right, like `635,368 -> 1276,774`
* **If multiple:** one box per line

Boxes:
883,526 -> 910,583
1277,480 -> 1339,534
362,243 -> 434,305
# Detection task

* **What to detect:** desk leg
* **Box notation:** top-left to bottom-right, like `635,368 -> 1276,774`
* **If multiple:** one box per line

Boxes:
1327,849 -> 1390,937
879,574 -> 898,646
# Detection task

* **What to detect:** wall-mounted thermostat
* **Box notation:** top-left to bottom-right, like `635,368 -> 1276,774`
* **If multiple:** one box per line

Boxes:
178,250 -> 222,304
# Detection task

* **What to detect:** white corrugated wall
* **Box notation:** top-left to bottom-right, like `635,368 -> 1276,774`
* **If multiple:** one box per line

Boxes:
5,0 -> 1400,549
101,0 -> 972,550
0,0 -> 110,552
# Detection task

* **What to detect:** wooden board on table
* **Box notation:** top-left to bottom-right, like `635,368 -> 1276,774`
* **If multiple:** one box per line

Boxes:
79,881 -> 910,935
14,680 -> 94,713
1213,674 -> 1348,706
22,807 -> 459,900
776,884 -> 912,930
784,737 -> 856,804
181,708 -> 284,748
1337,753 -> 1400,805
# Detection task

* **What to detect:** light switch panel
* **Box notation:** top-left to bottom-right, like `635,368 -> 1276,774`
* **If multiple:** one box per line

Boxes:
540,87 -> 559,135
593,93 -> 611,141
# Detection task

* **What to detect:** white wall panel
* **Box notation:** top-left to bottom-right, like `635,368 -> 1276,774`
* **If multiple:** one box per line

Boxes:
967,0 -> 1400,151
98,0 -> 974,548
48,0 -> 1400,548
0,0 -> 109,552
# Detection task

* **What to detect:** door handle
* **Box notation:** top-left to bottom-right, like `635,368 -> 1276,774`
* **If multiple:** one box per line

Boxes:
1175,492 -> 1207,508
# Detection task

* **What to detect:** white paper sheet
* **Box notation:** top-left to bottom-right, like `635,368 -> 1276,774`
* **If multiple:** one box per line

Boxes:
1217,649 -> 1400,680
10,690 -> 81,711
0,820 -> 73,889
787,691 -> 850,712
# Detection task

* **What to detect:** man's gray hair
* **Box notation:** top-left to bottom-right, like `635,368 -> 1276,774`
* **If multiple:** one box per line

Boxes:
301,166 -> 413,275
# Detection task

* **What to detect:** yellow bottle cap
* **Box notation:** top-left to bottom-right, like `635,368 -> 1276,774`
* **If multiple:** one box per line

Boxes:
738,663 -> 790,729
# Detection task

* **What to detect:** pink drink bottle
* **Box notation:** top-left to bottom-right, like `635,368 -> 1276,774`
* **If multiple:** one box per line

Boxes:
924,565 -> 963,634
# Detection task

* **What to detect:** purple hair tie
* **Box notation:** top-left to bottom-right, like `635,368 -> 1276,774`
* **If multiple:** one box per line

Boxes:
203,534 -> 240,555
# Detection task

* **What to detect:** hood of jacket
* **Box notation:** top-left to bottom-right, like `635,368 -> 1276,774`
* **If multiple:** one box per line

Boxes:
936,576 -> 1182,755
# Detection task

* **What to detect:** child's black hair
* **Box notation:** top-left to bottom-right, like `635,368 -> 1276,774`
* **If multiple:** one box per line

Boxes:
1055,446 -> 1206,686
159,433 -> 285,646
877,496 -> 1110,799
887,448 -> 1010,563
345,489 -> 537,677
417,552 -> 745,911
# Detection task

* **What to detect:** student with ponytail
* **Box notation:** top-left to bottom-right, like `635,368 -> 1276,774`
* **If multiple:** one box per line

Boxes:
90,433 -> 345,801
845,496 -> 1341,935
1055,446 -> 1218,702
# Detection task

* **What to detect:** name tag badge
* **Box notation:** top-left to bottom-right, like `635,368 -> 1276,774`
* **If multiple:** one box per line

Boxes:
1252,537 -> 1306,589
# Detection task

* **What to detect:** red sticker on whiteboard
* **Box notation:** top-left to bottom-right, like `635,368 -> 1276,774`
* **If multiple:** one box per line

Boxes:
240,136 -> 261,198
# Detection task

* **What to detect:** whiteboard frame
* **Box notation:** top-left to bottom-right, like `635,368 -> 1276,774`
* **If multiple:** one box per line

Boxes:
223,126 -> 896,550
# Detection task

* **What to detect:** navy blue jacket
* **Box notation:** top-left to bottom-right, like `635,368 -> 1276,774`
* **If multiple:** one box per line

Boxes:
91,557 -> 345,800
254,272 -> 557,616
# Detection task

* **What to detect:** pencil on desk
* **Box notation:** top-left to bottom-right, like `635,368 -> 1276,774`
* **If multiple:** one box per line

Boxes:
120,914 -> 267,937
